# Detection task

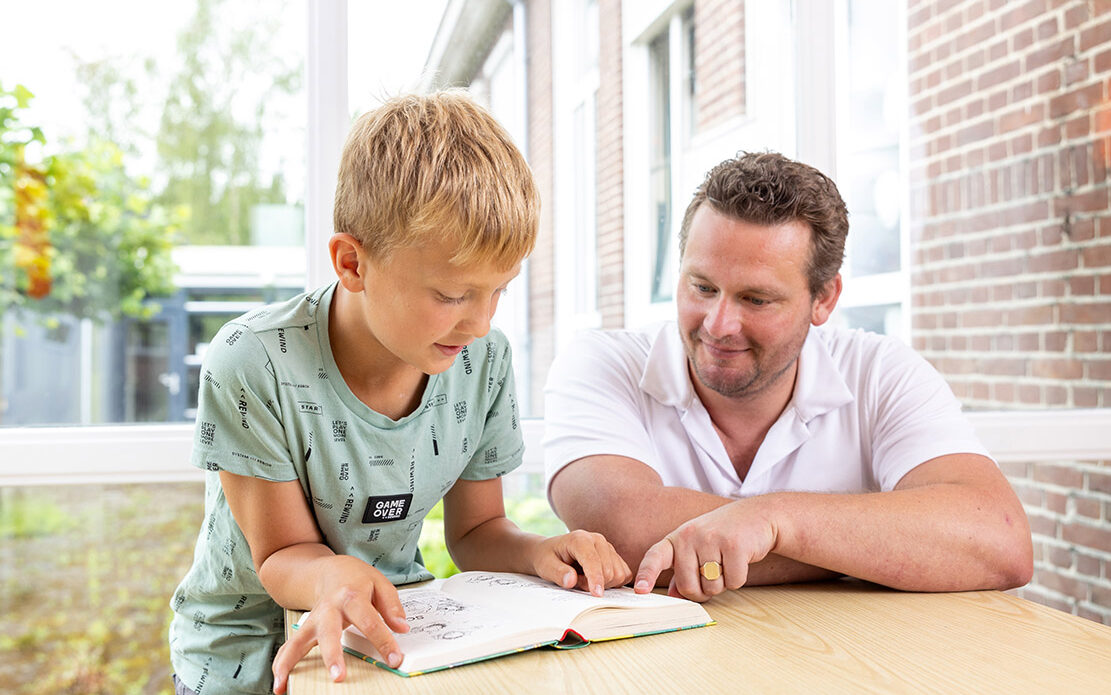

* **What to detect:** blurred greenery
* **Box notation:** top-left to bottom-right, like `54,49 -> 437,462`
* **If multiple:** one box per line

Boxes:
0,477 -> 569,695
0,82 -> 179,327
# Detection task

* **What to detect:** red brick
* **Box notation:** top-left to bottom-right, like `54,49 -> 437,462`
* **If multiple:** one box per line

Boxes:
1033,568 -> 1087,601
1075,495 -> 1102,519
1049,82 -> 1104,119
1082,245 -> 1111,268
1061,301 -> 1111,323
1080,17 -> 1111,52
1034,463 -> 1085,488
1062,520 -> 1111,553
1090,471 -> 1111,496
1027,37 -> 1075,72
1031,358 -> 1084,379
1028,248 -> 1079,273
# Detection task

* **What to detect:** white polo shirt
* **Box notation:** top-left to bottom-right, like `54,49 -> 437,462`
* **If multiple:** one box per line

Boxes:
543,322 -> 990,500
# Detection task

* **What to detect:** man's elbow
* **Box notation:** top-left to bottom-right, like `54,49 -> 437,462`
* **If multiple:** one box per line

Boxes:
979,507 -> 1034,590
993,530 -> 1034,590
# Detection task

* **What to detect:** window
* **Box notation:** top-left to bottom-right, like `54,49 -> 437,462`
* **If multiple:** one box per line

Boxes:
553,0 -> 602,345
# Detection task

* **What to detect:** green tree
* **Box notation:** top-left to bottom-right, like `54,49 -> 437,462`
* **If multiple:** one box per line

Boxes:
0,83 -> 179,326
154,0 -> 302,245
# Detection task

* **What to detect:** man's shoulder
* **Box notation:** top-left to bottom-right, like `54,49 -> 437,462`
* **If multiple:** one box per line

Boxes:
814,324 -> 915,362
566,322 -> 670,359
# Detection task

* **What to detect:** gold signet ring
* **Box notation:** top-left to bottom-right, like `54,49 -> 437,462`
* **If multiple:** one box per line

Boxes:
700,561 -> 722,581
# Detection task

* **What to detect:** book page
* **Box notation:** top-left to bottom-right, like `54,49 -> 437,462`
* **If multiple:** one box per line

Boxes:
342,580 -> 563,673
440,572 -> 683,627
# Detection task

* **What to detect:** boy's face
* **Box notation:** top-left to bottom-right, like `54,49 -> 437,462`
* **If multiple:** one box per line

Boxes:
358,235 -> 520,375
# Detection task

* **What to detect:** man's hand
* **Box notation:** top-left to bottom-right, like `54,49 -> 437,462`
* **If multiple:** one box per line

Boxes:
634,499 -> 779,602
529,529 -> 632,597
271,556 -> 409,694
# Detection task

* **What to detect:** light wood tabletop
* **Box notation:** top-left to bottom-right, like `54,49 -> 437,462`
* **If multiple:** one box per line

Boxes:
285,579 -> 1111,694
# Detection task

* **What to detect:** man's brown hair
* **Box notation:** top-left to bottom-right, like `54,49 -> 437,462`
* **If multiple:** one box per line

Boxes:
679,151 -> 848,296
334,90 -> 539,270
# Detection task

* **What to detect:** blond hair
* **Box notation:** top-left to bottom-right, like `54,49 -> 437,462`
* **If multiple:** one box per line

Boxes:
333,91 -> 539,270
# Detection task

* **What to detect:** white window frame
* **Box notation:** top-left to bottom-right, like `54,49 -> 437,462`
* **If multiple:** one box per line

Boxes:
552,0 -> 602,352
622,0 -> 796,330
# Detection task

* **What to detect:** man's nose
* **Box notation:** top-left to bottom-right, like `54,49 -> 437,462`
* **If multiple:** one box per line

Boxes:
703,297 -> 741,337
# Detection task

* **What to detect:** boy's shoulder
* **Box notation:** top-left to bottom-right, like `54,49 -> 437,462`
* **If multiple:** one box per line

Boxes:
227,284 -> 330,336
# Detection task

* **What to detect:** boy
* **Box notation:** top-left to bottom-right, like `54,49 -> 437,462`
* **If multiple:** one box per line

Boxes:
168,91 -> 631,695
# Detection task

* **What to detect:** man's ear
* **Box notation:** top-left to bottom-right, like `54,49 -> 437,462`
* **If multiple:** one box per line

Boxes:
329,233 -> 365,291
810,273 -> 842,326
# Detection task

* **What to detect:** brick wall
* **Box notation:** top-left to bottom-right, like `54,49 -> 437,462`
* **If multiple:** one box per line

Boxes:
693,0 -> 746,131
907,0 -> 1111,409
527,0 -> 556,415
1004,458 -> 1111,623
908,0 -> 1111,624
597,0 -> 625,329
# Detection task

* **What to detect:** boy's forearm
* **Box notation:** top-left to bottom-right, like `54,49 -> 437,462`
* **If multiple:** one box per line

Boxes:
446,516 -> 544,575
257,542 -> 340,610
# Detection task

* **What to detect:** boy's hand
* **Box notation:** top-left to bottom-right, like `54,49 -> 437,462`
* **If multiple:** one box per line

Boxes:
530,530 -> 632,597
271,556 -> 409,694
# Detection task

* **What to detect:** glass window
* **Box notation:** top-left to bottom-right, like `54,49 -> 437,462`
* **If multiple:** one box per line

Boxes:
649,31 -> 674,304
1,0 -> 308,428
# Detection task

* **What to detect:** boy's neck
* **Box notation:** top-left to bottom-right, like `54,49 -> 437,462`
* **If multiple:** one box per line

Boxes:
328,285 -> 428,420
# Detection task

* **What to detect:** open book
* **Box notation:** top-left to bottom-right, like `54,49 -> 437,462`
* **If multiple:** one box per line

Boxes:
297,571 -> 713,677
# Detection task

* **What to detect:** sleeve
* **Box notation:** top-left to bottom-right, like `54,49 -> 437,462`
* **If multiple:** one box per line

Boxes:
459,334 -> 525,481
868,338 -> 993,491
190,321 -> 299,482
542,330 -> 659,492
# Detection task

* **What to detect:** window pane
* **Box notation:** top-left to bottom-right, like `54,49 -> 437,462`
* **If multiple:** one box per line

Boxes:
0,482 -> 203,692
0,0 -> 307,427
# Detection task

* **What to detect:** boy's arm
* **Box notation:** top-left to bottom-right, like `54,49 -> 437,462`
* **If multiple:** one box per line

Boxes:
442,477 -> 632,596
217,471 -> 408,693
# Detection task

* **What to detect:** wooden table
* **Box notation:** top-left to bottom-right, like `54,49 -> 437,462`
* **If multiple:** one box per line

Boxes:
286,580 -> 1111,694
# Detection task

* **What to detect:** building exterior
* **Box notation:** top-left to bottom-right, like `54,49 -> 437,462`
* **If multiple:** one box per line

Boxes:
423,0 -> 1111,624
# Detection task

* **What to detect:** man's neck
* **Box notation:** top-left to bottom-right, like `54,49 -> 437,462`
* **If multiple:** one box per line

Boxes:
691,360 -> 798,481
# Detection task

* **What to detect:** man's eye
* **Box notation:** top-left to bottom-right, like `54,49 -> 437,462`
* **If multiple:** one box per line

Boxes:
693,283 -> 714,294
746,296 -> 768,306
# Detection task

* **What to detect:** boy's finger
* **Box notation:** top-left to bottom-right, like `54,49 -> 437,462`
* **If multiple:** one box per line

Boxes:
352,609 -> 404,670
569,539 -> 605,596
369,581 -> 410,634
635,539 -> 674,593
271,620 -> 321,691
312,611 -> 349,683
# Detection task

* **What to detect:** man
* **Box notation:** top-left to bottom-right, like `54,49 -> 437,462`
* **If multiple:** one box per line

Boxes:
543,151 -> 1032,602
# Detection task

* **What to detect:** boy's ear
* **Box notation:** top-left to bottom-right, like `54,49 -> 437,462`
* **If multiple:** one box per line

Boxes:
329,233 -> 365,290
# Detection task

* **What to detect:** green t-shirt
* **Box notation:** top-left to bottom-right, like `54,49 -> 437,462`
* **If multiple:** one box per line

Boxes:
168,283 -> 523,694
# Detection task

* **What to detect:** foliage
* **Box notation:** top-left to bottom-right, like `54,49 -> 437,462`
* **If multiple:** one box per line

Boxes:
417,482 -> 569,579
0,83 -> 181,325
152,0 -> 301,245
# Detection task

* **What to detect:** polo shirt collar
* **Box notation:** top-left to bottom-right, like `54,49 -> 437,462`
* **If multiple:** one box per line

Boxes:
639,322 -> 854,422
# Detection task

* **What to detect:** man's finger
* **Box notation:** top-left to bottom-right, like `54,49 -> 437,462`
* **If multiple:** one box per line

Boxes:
635,538 -> 674,593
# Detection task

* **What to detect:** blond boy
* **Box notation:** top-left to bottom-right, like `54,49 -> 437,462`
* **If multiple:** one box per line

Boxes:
169,92 -> 629,695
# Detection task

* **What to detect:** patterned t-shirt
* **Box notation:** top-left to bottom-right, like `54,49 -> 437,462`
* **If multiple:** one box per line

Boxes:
168,282 -> 523,694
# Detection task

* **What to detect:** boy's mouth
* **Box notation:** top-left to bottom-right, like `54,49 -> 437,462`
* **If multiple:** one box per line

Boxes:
435,343 -> 467,356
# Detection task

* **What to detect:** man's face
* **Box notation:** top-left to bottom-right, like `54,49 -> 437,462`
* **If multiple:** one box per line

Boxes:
677,204 -> 836,401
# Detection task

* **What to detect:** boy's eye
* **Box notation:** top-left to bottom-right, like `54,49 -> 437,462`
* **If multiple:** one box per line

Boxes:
437,293 -> 466,305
